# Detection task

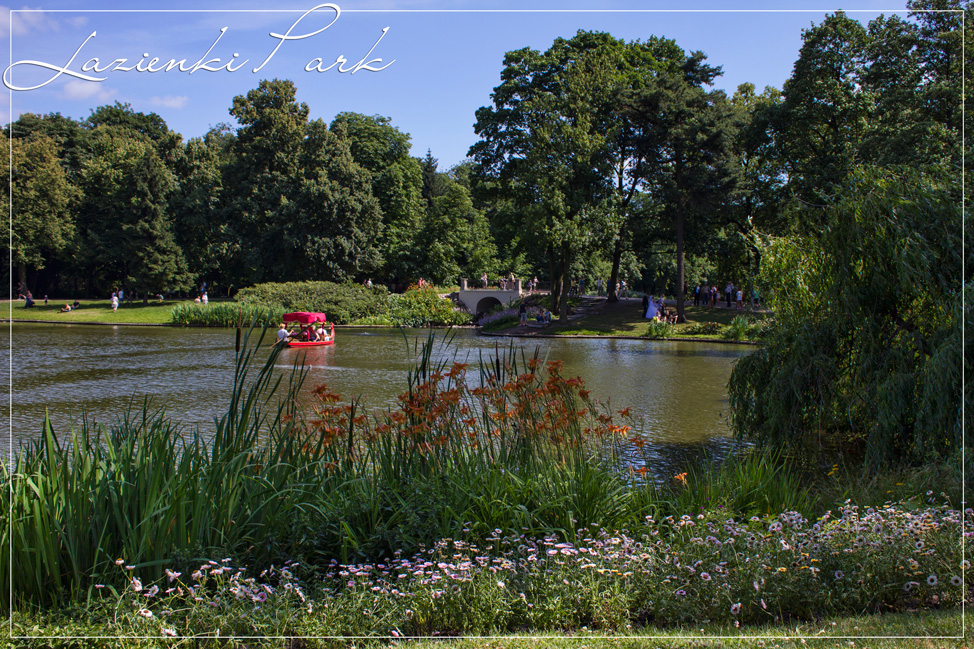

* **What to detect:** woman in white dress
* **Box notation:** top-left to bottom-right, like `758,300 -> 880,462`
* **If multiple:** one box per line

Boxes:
645,295 -> 659,320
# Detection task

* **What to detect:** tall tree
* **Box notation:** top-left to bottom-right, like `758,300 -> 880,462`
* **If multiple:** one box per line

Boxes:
603,47 -> 720,303
223,80 -> 382,285
472,32 -> 628,318
169,126 -> 233,291
618,72 -> 737,322
2,133 -> 78,292
772,12 -> 870,210
279,118 -> 382,281
330,112 -> 424,285
79,128 -> 192,297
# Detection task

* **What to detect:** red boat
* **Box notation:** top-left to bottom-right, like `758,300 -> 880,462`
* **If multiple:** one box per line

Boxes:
280,311 -> 335,347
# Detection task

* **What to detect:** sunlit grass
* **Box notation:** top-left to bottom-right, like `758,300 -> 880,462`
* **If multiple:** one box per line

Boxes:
8,298 -> 197,324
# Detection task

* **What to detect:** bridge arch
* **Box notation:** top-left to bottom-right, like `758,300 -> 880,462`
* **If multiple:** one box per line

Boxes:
476,296 -> 503,315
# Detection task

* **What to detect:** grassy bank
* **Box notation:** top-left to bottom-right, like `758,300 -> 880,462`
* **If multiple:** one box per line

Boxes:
7,605 -> 966,647
487,297 -> 769,341
7,298 -> 188,324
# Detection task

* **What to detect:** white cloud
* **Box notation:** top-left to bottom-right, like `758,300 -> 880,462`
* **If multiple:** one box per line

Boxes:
60,79 -> 117,102
149,95 -> 189,109
0,6 -> 61,38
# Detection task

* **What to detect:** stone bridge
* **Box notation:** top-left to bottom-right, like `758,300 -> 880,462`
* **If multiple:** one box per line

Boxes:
457,278 -> 523,316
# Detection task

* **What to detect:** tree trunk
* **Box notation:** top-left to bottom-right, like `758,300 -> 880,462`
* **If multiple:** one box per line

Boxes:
559,247 -> 571,322
675,197 -> 687,323
549,251 -> 561,314
17,263 -> 27,296
607,236 -> 622,303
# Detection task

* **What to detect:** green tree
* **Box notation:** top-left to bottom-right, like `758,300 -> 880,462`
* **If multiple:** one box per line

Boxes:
223,79 -> 307,283
617,72 -> 738,322
169,126 -> 233,291
79,128 -> 192,297
728,166 -> 962,468
472,33 -> 626,318
773,12 -> 870,208
223,81 -> 382,284
330,112 -> 424,285
415,183 -> 497,285
603,46 -> 719,303
279,118 -> 382,281
3,133 -> 78,292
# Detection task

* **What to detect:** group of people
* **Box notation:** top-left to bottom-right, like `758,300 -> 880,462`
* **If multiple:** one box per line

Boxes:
643,294 -> 677,323
691,283 -> 759,309
517,302 -> 552,326
277,321 -> 333,343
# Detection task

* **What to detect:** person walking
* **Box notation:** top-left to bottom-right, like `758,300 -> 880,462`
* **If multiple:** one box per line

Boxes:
725,282 -> 734,308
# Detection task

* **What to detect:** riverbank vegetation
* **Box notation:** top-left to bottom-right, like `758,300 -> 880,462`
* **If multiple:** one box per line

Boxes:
5,331 -> 966,641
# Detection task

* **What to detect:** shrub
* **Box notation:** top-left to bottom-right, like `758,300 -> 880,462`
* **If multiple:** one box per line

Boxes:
643,320 -> 673,339
681,321 -> 723,336
235,281 -> 389,324
387,288 -> 471,327
723,315 -> 752,340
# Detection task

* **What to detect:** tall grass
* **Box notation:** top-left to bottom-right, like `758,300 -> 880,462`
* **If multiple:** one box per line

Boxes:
723,314 -> 752,340
169,302 -> 284,327
5,326 -> 317,607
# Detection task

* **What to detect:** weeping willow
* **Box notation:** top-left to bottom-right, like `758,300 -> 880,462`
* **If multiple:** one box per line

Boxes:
728,165 -> 965,469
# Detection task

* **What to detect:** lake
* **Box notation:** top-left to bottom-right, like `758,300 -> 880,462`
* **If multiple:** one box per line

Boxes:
6,324 -> 751,474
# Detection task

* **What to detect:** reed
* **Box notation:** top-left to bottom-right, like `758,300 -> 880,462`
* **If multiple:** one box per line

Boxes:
169,302 -> 284,327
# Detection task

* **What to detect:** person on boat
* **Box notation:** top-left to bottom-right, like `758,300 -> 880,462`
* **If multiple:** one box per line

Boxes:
307,326 -> 319,342
277,323 -> 290,344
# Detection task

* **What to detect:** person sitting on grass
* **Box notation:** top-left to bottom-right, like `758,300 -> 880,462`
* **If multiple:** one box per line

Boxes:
60,304 -> 72,312
72,300 -> 80,310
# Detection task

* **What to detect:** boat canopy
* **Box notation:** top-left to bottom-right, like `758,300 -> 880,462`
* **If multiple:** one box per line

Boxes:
282,311 -> 328,325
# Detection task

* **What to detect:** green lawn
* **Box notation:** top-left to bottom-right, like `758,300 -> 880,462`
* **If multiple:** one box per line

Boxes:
7,607 -> 965,648
7,298 -> 198,325
537,297 -> 767,340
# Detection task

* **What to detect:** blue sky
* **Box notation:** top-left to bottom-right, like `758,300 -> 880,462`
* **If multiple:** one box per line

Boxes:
3,1 -> 908,168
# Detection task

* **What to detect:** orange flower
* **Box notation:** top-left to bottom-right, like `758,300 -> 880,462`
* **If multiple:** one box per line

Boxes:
674,472 -> 688,485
